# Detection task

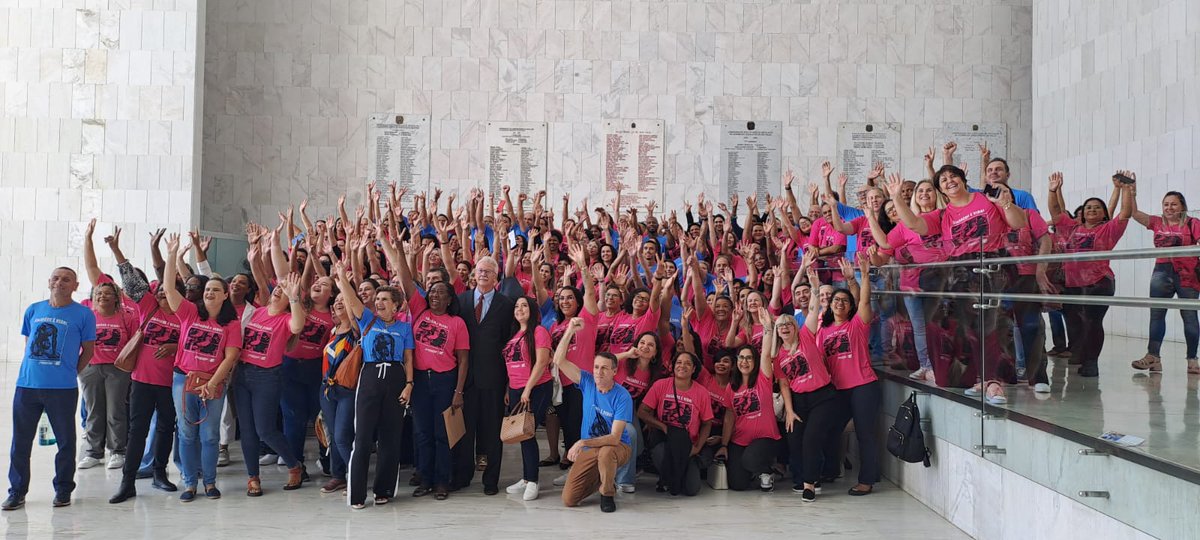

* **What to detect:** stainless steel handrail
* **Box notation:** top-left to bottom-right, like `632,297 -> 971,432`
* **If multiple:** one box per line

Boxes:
872,289 -> 1200,310
873,244 -> 1200,271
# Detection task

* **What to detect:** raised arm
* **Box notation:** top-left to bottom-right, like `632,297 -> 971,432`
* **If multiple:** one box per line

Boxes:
853,254 -> 872,321
1047,172 -> 1066,224
885,174 -> 929,235
553,318 -> 585,384
279,273 -> 307,335
163,234 -> 185,312
1115,171 -> 1135,221
149,228 -> 167,282
107,227 -> 150,302
1128,176 -> 1151,227
82,218 -> 103,286
332,261 -> 365,320
757,307 -> 774,379
568,240 -> 599,315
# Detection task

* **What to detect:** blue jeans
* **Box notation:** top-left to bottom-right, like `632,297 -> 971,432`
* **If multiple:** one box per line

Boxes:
865,273 -> 892,359
902,296 -> 932,370
137,413 -> 181,475
507,382 -> 552,483
616,416 -> 642,486
320,383 -> 355,481
234,364 -> 298,477
172,371 -> 225,488
281,356 -> 323,464
8,387 -> 78,498
1148,263 -> 1200,358
412,369 -> 458,487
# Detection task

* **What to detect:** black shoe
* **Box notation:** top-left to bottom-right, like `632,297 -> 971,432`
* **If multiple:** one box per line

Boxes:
1077,364 -> 1099,377
538,458 -> 560,468
300,466 -> 311,483
135,469 -> 153,480
483,485 -> 499,496
52,493 -> 71,507
204,485 -> 221,499
791,484 -> 804,494
152,471 -> 178,492
109,483 -> 137,504
412,485 -> 434,497
600,495 -> 616,513
801,488 -> 816,502
1,495 -> 24,511
408,472 -> 422,486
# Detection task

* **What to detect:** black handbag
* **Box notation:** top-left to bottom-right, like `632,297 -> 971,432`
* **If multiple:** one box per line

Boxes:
887,391 -> 931,467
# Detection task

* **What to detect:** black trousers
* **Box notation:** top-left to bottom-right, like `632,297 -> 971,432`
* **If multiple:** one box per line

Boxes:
727,438 -> 779,491
559,384 -> 583,454
451,385 -> 505,490
122,381 -> 175,484
648,426 -> 701,496
829,381 -> 881,486
348,363 -> 406,505
1064,277 -> 1115,369
785,384 -> 841,486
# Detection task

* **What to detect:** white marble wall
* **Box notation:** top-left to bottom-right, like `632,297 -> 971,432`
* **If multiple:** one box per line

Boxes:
0,0 -> 204,358
1031,0 -> 1200,341
199,0 -> 1034,234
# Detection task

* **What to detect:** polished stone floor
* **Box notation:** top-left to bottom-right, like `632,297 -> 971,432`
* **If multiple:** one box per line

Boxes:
0,362 -> 968,539
889,334 -> 1200,476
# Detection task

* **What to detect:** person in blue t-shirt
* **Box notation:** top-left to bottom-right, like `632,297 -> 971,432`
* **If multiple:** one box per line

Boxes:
332,261 -> 414,509
554,318 -> 634,513
5,267 -> 97,511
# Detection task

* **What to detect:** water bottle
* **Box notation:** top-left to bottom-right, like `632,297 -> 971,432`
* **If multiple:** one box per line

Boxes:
37,413 -> 56,446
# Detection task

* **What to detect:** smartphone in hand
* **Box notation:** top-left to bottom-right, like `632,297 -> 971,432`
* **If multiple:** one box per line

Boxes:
1114,173 -> 1135,185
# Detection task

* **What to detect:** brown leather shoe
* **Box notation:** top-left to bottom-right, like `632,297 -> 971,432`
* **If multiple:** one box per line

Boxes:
247,476 -> 262,497
320,478 -> 346,494
283,466 -> 303,491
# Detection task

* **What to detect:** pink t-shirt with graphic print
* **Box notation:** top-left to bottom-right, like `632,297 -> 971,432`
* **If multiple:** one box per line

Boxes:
412,310 -> 469,372
1003,209 -> 1050,276
643,377 -> 714,443
817,313 -> 877,390
240,308 -> 294,369
696,368 -> 733,429
731,373 -> 781,446
90,308 -> 138,365
1147,216 -> 1200,289
884,212 -> 946,291
614,357 -> 653,400
1055,214 -> 1128,288
504,325 -> 553,389
131,294 -> 180,387
549,308 -> 599,386
775,325 -> 833,394
605,308 -> 660,355
174,300 -> 243,374
939,192 -> 1010,257
288,309 -> 335,360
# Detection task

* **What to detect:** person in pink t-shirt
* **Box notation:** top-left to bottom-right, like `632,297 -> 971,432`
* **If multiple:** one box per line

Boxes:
611,331 -> 663,492
78,280 -> 137,471
409,281 -> 470,500
804,256 -> 880,497
1130,189 -> 1200,374
163,234 -> 243,500
719,336 -> 781,492
233,273 -> 308,496
547,242 -> 600,472
501,296 -> 554,501
639,351 -> 713,496
1047,171 -> 1134,377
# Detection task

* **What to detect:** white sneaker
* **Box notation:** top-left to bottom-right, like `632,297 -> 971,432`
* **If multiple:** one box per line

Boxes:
964,384 -> 982,397
552,470 -> 570,487
277,456 -> 286,466
77,456 -> 102,469
107,454 -> 125,470
217,447 -> 230,467
1033,383 -> 1051,393
908,368 -> 929,380
522,481 -> 539,501
505,479 -> 528,494
759,473 -> 774,492
258,453 -> 278,465
618,483 -> 636,493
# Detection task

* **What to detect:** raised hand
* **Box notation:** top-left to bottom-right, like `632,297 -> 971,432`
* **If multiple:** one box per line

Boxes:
923,146 -> 935,166
979,142 -> 991,162
1048,172 -> 1064,192
943,141 -> 958,156
86,217 -> 97,237
837,173 -> 849,190
103,226 -> 122,251
838,257 -> 855,282
884,173 -> 905,198
867,162 -> 885,183
821,160 -> 834,178
166,233 -> 181,255
783,169 -> 795,189
151,227 -> 166,247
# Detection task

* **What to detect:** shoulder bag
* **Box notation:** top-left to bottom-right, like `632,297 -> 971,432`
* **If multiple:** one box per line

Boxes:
114,304 -> 160,373
330,315 -> 376,390
500,402 -> 536,444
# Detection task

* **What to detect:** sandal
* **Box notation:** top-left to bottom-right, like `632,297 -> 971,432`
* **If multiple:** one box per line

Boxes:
246,476 -> 262,497
1131,354 -> 1162,372
434,485 -> 449,501
374,495 -> 391,505
984,381 -> 1007,405
412,485 -> 434,498
1188,359 -> 1200,375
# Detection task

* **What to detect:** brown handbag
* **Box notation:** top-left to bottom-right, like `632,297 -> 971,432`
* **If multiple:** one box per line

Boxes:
329,316 -> 375,390
114,305 -> 159,373
183,370 -> 225,397
500,402 -> 536,444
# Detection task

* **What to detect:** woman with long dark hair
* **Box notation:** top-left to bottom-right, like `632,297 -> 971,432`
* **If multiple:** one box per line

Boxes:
548,242 -> 600,475
719,338 -> 781,492
612,331 -> 661,492
638,351 -> 714,496
805,256 -> 879,496
1130,189 -> 1200,374
502,296 -> 554,501
164,234 -> 243,502
318,293 -> 357,494
1048,171 -> 1134,377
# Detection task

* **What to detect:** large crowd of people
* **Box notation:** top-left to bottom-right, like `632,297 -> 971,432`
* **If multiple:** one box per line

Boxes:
6,141 -> 1198,513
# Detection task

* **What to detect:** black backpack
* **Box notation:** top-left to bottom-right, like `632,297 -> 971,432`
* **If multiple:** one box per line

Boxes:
887,392 -> 931,467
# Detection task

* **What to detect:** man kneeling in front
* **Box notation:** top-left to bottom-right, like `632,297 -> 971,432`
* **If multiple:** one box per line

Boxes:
553,318 -> 634,513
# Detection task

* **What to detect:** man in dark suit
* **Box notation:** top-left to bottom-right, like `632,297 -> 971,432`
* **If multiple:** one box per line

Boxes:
452,256 -> 514,495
